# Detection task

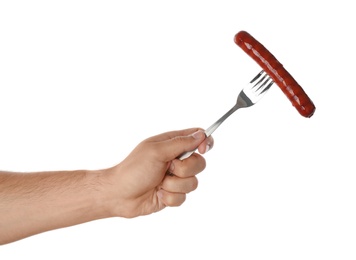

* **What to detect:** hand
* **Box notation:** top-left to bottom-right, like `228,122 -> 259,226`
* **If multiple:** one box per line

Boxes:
0,128 -> 213,244
104,128 -> 214,218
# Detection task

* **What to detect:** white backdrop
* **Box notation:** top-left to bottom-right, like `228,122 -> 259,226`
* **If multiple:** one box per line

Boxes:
1,1 -> 355,259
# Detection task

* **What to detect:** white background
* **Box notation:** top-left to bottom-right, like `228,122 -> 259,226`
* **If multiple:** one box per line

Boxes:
1,1 -> 355,259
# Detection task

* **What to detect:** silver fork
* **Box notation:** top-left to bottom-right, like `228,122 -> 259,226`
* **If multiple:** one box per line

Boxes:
179,70 -> 274,160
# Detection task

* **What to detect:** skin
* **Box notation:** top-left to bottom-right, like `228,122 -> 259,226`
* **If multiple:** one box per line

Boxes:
0,128 -> 213,245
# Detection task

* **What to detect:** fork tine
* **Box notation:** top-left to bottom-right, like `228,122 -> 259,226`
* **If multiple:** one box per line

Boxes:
256,76 -> 273,91
249,70 -> 265,84
260,79 -> 274,94
252,71 -> 274,94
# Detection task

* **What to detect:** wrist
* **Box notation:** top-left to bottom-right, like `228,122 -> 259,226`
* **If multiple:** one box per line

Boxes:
88,168 -> 117,219
94,164 -> 130,218
98,164 -> 142,219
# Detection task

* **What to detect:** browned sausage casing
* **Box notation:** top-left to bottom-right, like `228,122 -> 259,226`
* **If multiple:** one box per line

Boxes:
234,31 -> 315,118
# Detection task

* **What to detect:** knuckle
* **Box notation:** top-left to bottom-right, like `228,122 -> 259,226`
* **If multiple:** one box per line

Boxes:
166,193 -> 186,207
199,157 -> 207,171
188,177 -> 199,192
175,155 -> 207,177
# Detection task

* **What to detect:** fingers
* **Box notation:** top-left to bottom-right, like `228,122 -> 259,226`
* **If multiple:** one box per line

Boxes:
157,189 -> 186,207
169,153 -> 206,178
161,175 -> 198,194
148,128 -> 214,207
147,128 -> 203,142
157,153 -> 205,207
148,129 -> 214,162
156,130 -> 207,161
197,135 -> 214,155
157,175 -> 198,207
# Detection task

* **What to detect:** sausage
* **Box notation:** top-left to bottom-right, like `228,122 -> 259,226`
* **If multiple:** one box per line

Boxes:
234,31 -> 315,118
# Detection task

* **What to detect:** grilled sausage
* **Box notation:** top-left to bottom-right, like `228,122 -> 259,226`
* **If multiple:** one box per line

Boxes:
234,31 -> 315,118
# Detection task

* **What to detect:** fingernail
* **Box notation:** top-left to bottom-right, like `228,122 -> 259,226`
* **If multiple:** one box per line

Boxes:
191,130 -> 205,140
205,144 -> 211,153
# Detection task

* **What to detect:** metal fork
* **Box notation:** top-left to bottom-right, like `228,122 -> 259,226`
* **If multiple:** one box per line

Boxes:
179,70 -> 274,160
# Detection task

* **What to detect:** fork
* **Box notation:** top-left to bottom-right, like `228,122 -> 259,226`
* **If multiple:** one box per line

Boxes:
178,70 -> 274,160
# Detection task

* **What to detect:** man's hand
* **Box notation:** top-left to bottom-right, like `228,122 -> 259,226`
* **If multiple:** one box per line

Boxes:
103,128 -> 213,218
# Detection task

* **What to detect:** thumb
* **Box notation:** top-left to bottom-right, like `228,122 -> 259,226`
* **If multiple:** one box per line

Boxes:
159,130 -> 206,161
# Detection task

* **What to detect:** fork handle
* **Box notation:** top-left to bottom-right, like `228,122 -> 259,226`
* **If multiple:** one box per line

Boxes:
205,105 -> 238,137
178,150 -> 196,160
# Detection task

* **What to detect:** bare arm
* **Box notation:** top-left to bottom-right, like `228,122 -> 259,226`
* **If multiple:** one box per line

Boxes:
0,169 -> 109,244
0,128 -> 213,245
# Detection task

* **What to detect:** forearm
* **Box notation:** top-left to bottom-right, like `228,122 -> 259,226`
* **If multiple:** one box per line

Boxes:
0,169 -> 110,245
